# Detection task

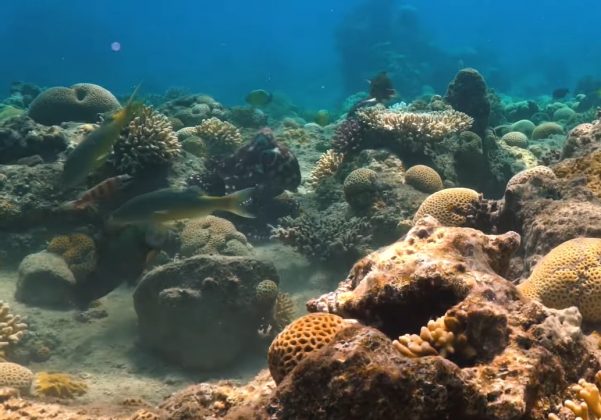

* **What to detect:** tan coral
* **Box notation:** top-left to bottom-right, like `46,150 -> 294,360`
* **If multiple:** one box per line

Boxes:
0,302 -> 27,361
195,117 -> 242,156
0,363 -> 33,393
180,215 -> 249,256
343,168 -> 379,209
307,149 -> 344,190
505,165 -> 556,190
47,233 -> 96,281
413,187 -> 480,226
551,371 -> 601,420
555,149 -> 601,199
268,313 -> 352,384
517,238 -> 601,322
532,121 -> 564,140
33,372 -> 87,399
405,164 -> 443,193
501,131 -> 529,148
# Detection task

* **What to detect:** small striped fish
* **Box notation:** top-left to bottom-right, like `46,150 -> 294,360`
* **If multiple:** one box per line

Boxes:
63,174 -> 133,210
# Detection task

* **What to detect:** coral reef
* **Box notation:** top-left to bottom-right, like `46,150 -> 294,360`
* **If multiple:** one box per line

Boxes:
562,118 -> 601,158
47,233 -> 96,282
501,131 -> 529,148
0,362 -> 33,393
180,215 -> 251,257
268,313 -> 350,384
111,106 -> 181,174
28,83 -> 120,125
33,372 -> 87,399
272,292 -> 296,332
306,149 -> 343,190
158,94 -> 228,127
195,117 -> 243,156
0,302 -> 27,361
532,121 -> 565,140
0,116 -> 68,164
342,167 -> 379,210
505,165 -> 556,190
413,187 -> 480,226
404,164 -> 443,193
445,68 -> 491,136
555,148 -> 601,199
331,118 -> 365,155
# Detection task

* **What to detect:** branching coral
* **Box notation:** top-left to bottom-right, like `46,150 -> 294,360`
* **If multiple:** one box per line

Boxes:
33,372 -> 87,399
306,149 -> 344,190
195,117 -> 242,156
550,371 -> 601,420
0,302 -> 27,361
331,118 -> 365,155
112,105 -> 181,174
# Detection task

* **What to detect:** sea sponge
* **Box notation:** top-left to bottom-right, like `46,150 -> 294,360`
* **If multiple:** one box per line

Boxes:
195,117 -> 242,156
505,165 -> 556,190
112,106 -> 181,174
0,362 -> 33,392
413,187 -> 480,226
532,121 -> 564,140
517,238 -> 601,322
33,372 -> 87,399
307,149 -> 344,190
405,165 -> 443,193
47,233 -> 96,282
553,107 -> 576,122
180,215 -> 249,257
0,302 -> 27,361
501,131 -> 529,148
510,119 -> 536,137
343,168 -> 379,210
255,280 -> 279,308
268,313 -> 349,384
28,83 -> 120,125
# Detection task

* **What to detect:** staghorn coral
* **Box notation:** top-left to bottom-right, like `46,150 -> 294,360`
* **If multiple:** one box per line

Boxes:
180,215 -> 250,257
47,233 -> 96,281
505,165 -> 556,190
195,117 -> 242,156
342,167 -> 379,210
501,131 -> 529,148
268,313 -> 351,384
550,371 -> 601,420
306,149 -> 344,190
0,362 -> 33,393
413,187 -> 480,226
255,280 -> 279,308
0,303 -> 27,361
404,164 -> 443,193
112,106 -> 181,174
532,121 -> 564,140
33,372 -> 87,399
517,238 -> 601,322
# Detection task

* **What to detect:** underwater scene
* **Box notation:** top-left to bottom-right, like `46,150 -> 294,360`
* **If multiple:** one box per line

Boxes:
2,0 -> 601,418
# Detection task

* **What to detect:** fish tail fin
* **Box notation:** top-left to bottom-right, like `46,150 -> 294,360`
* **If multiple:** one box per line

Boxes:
126,82 -> 143,107
221,188 -> 256,218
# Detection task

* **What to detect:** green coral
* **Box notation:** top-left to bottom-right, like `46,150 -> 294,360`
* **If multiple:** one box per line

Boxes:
532,122 -> 564,140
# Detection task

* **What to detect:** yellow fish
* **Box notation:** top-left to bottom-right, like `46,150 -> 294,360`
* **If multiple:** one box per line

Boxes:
108,187 -> 255,227
62,85 -> 142,188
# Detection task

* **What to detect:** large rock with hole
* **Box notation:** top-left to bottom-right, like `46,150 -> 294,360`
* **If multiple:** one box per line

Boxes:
16,251 -> 76,307
133,255 -> 279,370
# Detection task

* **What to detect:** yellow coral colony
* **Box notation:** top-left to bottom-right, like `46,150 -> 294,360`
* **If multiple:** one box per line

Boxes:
33,371 -> 87,399
405,165 -> 443,193
0,301 -> 27,361
0,362 -> 34,393
307,149 -> 344,190
413,187 -> 480,226
517,238 -> 601,322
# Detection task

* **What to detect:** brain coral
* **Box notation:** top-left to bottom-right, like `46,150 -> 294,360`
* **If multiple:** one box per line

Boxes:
112,106 -> 181,174
343,168 -> 379,210
506,165 -> 556,190
413,187 -> 480,226
510,119 -> 536,138
180,215 -> 250,257
195,117 -> 243,156
255,279 -> 279,308
28,83 -> 121,125
501,131 -> 529,148
33,371 -> 87,399
0,362 -> 33,392
268,313 -> 349,384
517,238 -> 601,322
405,165 -> 443,193
532,122 -> 564,140
552,107 -> 576,122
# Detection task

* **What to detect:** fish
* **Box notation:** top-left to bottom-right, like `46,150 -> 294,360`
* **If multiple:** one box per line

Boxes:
349,72 -> 396,116
62,174 -> 133,210
245,89 -> 273,107
61,85 -> 142,189
552,88 -> 569,100
108,186 -> 255,227
314,109 -> 331,127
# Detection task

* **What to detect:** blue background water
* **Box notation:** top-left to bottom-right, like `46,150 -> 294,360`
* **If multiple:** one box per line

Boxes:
1,0 -> 600,108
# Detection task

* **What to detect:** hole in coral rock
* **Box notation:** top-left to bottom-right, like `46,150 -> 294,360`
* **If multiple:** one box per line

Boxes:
75,87 -> 87,101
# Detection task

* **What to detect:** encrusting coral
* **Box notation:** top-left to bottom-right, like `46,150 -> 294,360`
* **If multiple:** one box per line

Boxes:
0,302 -> 27,361
0,362 -> 33,393
33,372 -> 87,399
404,164 -> 443,193
111,105 -> 181,174
306,149 -> 344,190
413,187 -> 480,226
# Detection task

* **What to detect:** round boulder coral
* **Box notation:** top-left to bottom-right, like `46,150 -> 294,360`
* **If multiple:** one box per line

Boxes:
413,187 -> 480,226
29,83 -> 121,125
0,362 -> 33,393
180,215 -> 250,256
506,165 -> 556,190
255,279 -> 279,308
268,313 -> 349,384
532,122 -> 564,140
343,168 -> 379,210
195,117 -> 242,156
552,107 -> 576,122
517,238 -> 601,322
501,131 -> 528,148
510,119 -> 536,138
405,165 -> 443,193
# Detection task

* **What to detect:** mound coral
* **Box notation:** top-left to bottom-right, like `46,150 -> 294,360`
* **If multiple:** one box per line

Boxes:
112,106 -> 181,174
553,107 -> 576,122
0,362 -> 33,393
405,165 -> 443,193
195,117 -> 243,156
180,215 -> 250,257
343,168 -> 379,210
255,279 -> 279,308
47,233 -> 96,281
268,313 -> 350,384
532,121 -> 564,140
510,119 -> 536,137
28,83 -> 120,125
554,149 -> 601,199
413,187 -> 480,226
517,238 -> 601,322
0,302 -> 27,361
306,149 -> 344,190
501,131 -> 528,148
33,372 -> 87,399
505,165 -> 556,190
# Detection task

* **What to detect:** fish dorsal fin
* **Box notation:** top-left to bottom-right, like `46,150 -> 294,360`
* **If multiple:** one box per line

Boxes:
125,83 -> 143,108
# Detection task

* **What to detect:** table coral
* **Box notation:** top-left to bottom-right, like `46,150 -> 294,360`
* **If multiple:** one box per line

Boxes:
33,372 -> 87,399
0,302 -> 27,361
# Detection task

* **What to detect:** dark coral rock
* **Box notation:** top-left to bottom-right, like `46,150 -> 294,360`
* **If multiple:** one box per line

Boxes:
331,117 -> 365,155
445,68 -> 490,137
0,116 -> 68,163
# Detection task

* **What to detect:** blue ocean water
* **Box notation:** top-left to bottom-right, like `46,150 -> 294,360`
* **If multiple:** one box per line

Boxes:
1,0 -> 600,107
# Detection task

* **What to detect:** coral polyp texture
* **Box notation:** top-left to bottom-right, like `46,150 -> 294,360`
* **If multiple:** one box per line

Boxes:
255,279 -> 279,308
404,164 -> 443,193
268,313 -> 349,384
194,117 -> 243,156
112,105 -> 181,174
532,121 -> 564,140
501,131 -> 529,148
33,372 -> 87,399
179,215 -> 250,257
517,238 -> 601,322
306,149 -> 344,189
413,187 -> 480,226
0,302 -> 27,361
505,165 -> 556,190
47,233 -> 96,281
342,167 -> 379,210
0,362 -> 33,393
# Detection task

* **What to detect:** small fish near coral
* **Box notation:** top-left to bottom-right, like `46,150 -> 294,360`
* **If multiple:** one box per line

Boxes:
108,186 -> 255,227
348,71 -> 397,115
61,85 -> 142,189
245,89 -> 273,107
61,174 -> 133,211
